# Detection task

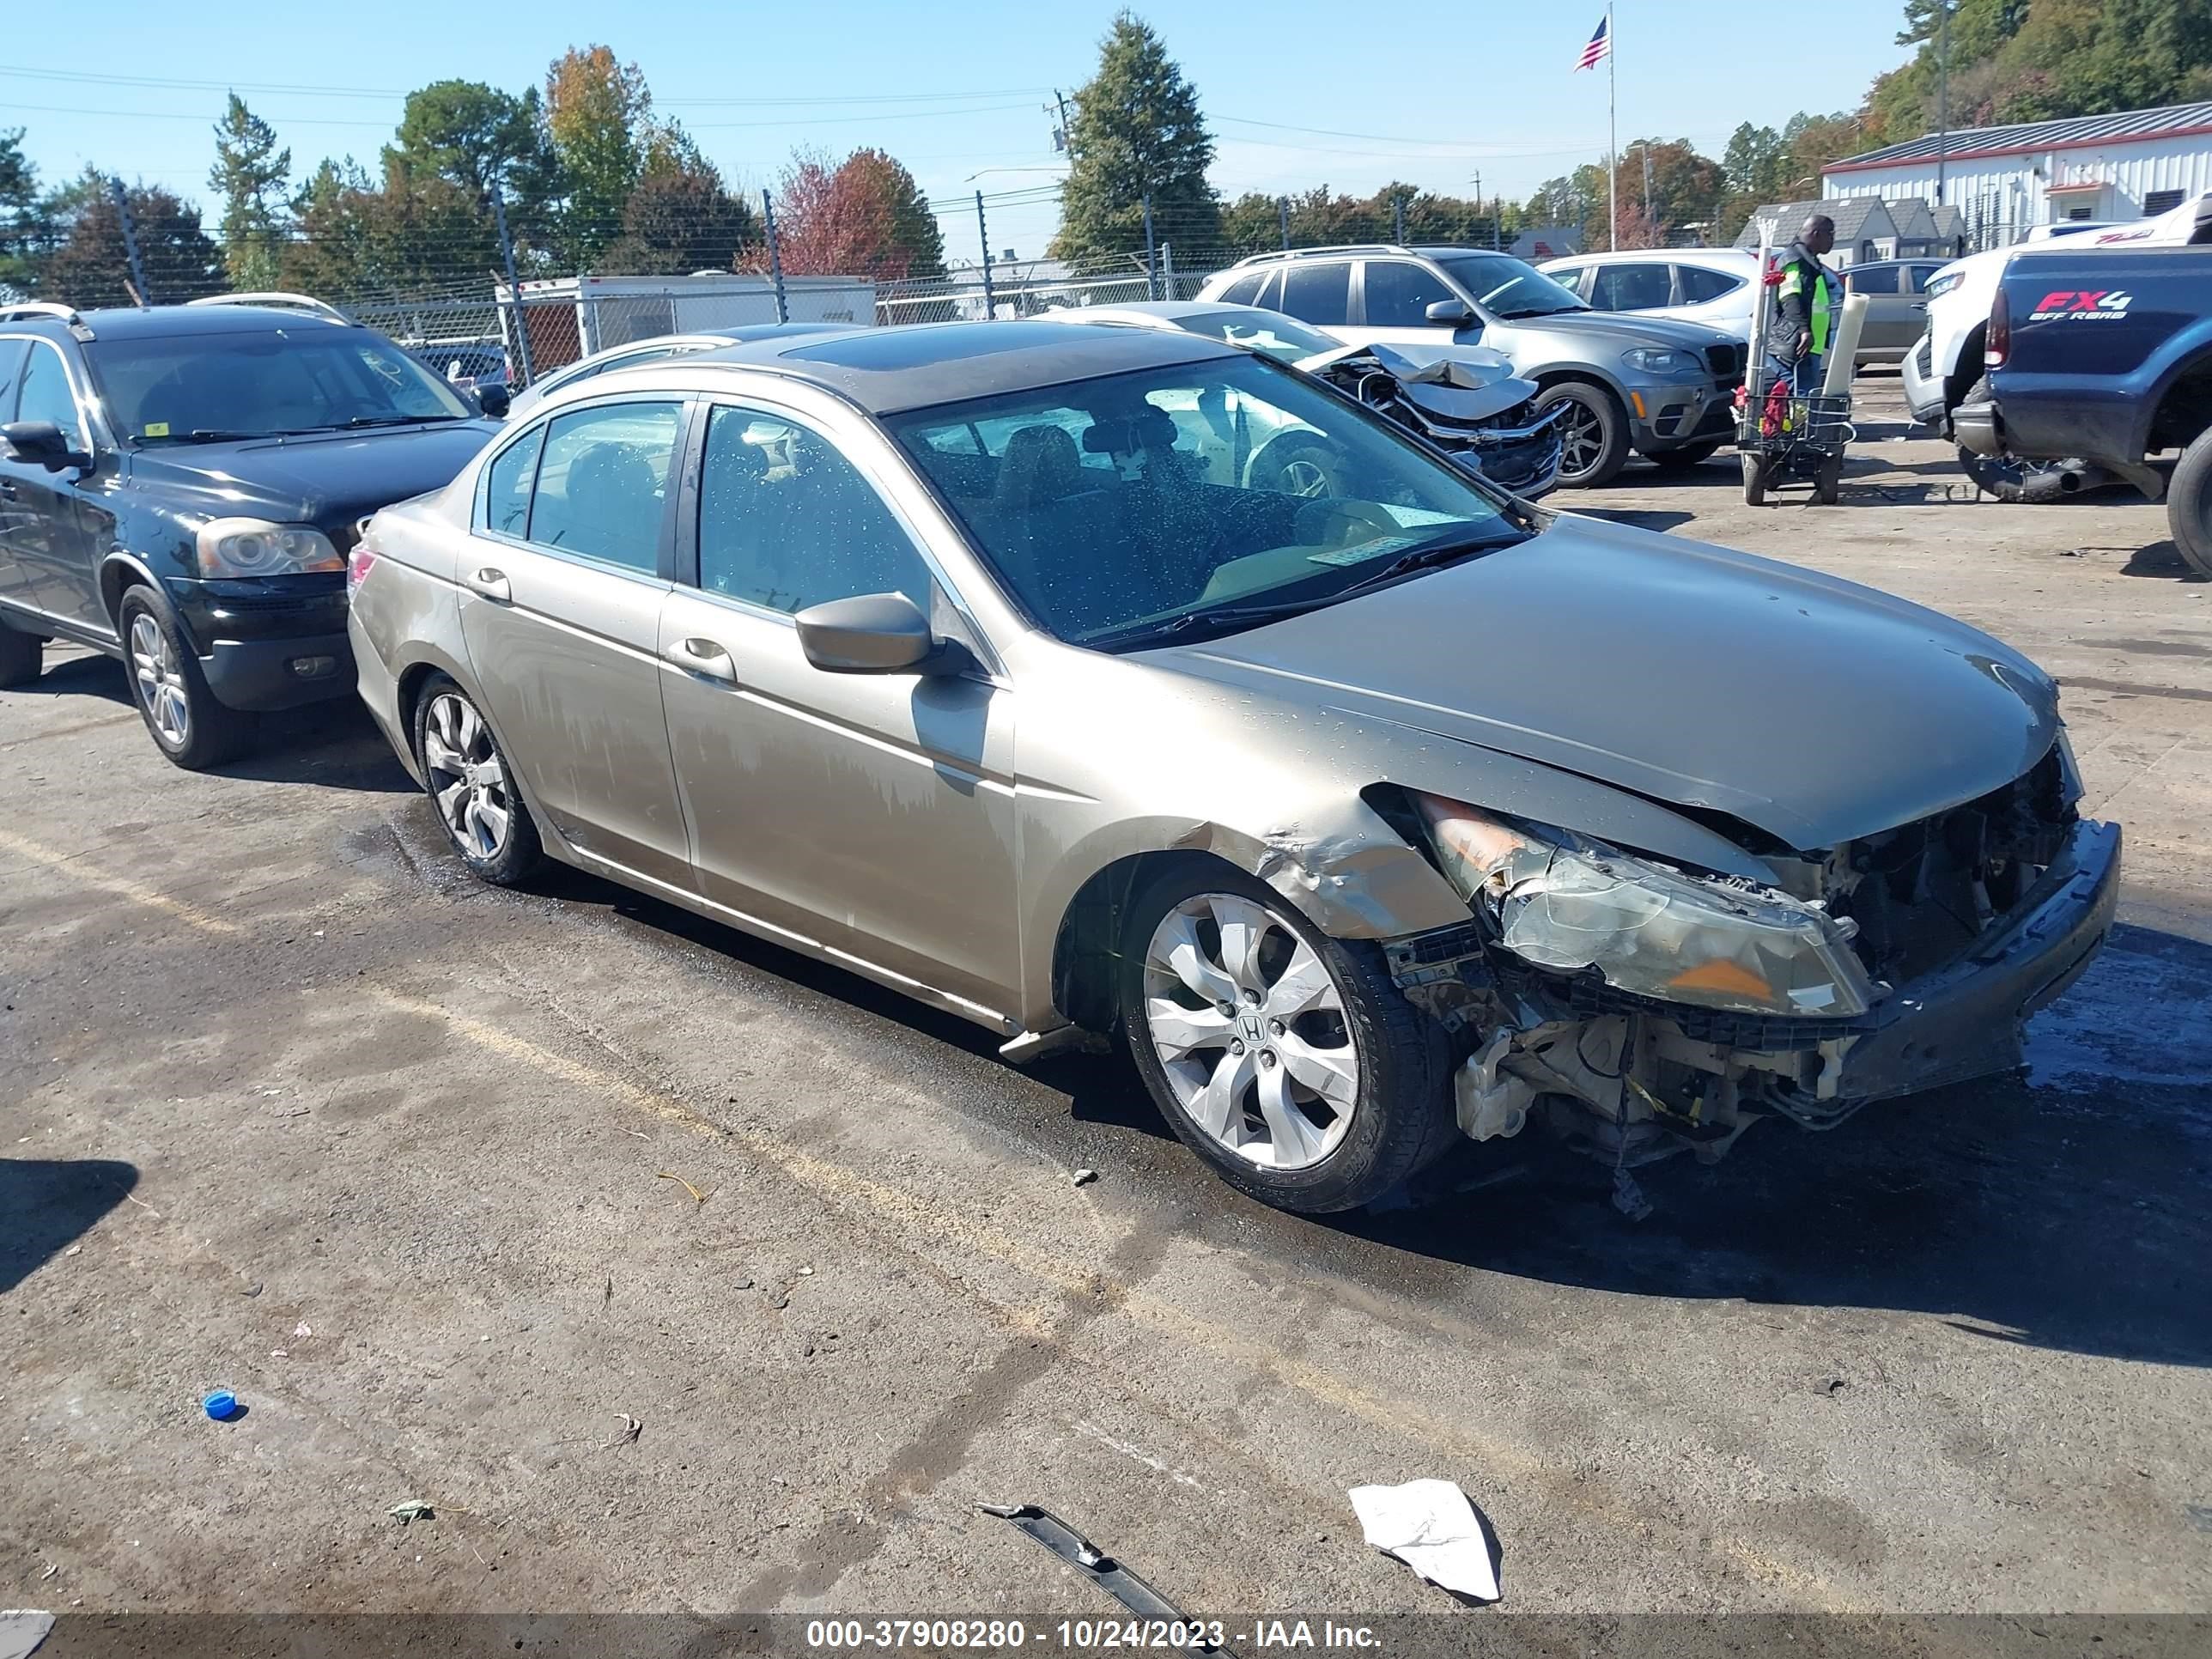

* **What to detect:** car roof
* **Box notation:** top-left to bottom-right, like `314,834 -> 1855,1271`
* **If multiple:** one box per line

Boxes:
1543,247 -> 1757,268
1035,301 -> 1227,325
24,303 -> 367,341
684,319 -> 1234,415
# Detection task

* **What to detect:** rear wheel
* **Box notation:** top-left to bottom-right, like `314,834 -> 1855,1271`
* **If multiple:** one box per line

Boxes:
118,587 -> 255,770
2168,423 -> 2212,579
1534,381 -> 1630,489
1741,452 -> 1768,506
1644,440 -> 1723,472
413,674 -> 543,884
1119,863 -> 1454,1215
1814,455 -> 1843,505
0,613 -> 43,687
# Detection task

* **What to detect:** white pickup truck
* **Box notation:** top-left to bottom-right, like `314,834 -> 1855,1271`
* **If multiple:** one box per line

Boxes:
1901,192 -> 2212,498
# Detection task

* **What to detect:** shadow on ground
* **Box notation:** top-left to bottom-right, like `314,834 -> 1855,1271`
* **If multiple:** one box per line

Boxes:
1,1159 -> 139,1293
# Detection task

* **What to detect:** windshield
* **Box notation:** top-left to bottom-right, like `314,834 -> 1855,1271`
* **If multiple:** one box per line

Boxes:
86,328 -> 475,444
887,354 -> 1524,650
1433,252 -> 1589,319
1170,307 -> 1339,364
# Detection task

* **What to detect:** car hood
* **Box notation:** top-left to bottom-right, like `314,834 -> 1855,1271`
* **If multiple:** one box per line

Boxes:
1148,513 -> 2059,851
1297,340 -> 1535,422
1493,308 -> 1732,353
124,421 -> 498,532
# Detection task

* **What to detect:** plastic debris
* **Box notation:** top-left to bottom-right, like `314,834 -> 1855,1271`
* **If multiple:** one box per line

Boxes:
1072,1169 -> 1099,1188
656,1172 -> 709,1206
1347,1478 -> 1501,1602
386,1501 -> 435,1524
293,1322 -> 313,1339
981,1504 -> 1228,1650
202,1391 -> 241,1423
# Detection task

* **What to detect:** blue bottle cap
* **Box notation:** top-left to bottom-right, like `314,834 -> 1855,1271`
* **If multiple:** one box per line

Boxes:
204,1390 -> 240,1421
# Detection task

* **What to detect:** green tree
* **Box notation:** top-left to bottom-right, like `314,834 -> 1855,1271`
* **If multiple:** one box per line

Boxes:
389,80 -> 552,204
209,94 -> 291,291
544,45 -> 652,268
0,128 -> 52,297
1050,12 -> 1218,261
605,128 -> 757,275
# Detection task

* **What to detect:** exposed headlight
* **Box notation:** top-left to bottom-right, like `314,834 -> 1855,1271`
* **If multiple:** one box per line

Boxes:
195,518 -> 343,580
1622,347 -> 1698,375
1413,793 -> 1875,1018
1924,272 -> 1960,298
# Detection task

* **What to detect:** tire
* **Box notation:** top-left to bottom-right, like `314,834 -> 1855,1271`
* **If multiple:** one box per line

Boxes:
118,587 -> 255,770
1534,380 -> 1630,489
1644,440 -> 1723,472
1119,862 -> 1454,1215
0,612 -> 43,688
1814,455 -> 1843,505
412,673 -> 543,885
1246,431 -> 1348,499
2169,423 -> 2212,579
1741,452 -> 1767,507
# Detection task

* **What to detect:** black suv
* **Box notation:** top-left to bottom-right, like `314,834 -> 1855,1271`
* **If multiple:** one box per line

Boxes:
0,297 -> 504,768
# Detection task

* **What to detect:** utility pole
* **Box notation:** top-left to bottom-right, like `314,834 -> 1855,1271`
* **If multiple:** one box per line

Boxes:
1936,0 -> 1952,205
1642,143 -> 1655,240
489,181 -> 534,386
761,189 -> 788,324
1279,195 -> 1291,249
1393,193 -> 1405,244
1051,88 -> 1073,154
1607,2 -> 1618,251
109,176 -> 150,306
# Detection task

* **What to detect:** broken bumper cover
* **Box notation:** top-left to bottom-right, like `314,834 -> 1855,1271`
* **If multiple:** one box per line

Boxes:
1458,423 -> 1565,500
1832,815 -> 2120,1099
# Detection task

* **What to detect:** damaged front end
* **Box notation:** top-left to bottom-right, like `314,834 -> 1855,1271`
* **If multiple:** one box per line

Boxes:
1301,341 -> 1565,501
1380,746 -> 2121,1170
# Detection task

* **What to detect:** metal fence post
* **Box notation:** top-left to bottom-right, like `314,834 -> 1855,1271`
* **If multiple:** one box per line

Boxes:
1142,194 -> 1157,301
1279,197 -> 1291,250
1160,241 -> 1175,301
1393,195 -> 1405,244
975,191 -> 996,320
762,190 -> 789,324
489,182 -> 534,386
109,176 -> 151,307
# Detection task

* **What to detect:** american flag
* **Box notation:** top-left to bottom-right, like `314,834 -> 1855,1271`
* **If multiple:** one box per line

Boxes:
1575,15 -> 1611,70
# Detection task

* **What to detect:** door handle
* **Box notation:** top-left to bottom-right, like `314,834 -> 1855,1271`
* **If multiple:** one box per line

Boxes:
465,567 -> 511,602
668,636 -> 739,684
0,479 -> 17,500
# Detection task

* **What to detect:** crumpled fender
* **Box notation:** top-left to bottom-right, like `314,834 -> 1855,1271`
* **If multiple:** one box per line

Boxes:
1168,800 -> 1471,939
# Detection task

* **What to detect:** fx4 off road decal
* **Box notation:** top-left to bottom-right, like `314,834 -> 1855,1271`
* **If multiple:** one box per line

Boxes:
2028,290 -> 2135,322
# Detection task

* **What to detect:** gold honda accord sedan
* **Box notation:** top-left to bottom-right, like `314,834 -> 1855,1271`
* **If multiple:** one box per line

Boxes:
347,320 -> 2118,1215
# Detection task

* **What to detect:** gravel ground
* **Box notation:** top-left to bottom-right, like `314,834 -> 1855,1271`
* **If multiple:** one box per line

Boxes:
3,376 -> 2209,1647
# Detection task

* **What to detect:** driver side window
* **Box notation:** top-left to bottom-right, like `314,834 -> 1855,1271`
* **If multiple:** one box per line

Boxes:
16,343 -> 86,451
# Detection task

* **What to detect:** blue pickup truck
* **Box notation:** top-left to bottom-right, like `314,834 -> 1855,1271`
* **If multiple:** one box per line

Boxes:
1955,245 -> 2212,574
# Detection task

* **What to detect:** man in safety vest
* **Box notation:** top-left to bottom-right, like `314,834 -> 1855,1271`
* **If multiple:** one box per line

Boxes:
1767,213 -> 1840,393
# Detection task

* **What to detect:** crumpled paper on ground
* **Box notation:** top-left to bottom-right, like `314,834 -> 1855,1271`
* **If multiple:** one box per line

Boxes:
1346,1479 -> 1501,1601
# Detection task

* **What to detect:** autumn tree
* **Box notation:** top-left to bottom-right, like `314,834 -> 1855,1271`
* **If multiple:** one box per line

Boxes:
768,147 -> 945,283
209,94 -> 291,291
1051,13 -> 1218,260
41,171 -> 222,306
544,46 -> 652,267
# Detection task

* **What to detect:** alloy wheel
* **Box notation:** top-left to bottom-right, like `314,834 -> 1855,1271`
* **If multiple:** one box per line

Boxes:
1556,399 -> 1602,476
1140,892 -> 1358,1170
422,692 -> 514,860
1279,458 -> 1331,498
129,614 -> 190,747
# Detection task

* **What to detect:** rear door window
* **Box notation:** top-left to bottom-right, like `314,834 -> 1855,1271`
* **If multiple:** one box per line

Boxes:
1215,272 -> 1268,305
1275,262 -> 1352,326
1588,263 -> 1673,311
483,425 -> 545,538
525,401 -> 684,574
1675,264 -> 1744,302
1847,265 -> 1899,294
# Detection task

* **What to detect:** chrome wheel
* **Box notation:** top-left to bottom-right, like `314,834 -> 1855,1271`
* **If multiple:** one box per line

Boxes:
1279,458 -> 1331,498
1555,398 -> 1602,476
422,692 -> 513,860
129,613 -> 190,747
1141,892 -> 1358,1170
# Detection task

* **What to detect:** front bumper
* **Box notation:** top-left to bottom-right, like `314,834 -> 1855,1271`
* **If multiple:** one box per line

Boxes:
1833,816 -> 2120,1100
167,575 -> 356,713
1467,428 -> 1564,501
1899,329 -> 1948,427
1630,378 -> 1736,452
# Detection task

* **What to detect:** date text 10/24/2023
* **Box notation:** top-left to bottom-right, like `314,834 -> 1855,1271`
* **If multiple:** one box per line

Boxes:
805,1619 -> 1382,1650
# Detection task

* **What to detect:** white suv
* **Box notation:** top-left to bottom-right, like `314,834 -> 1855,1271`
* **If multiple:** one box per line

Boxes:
1536,249 -> 1759,343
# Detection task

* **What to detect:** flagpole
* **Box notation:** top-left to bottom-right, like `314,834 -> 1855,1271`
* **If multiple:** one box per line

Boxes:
1607,3 -> 1618,251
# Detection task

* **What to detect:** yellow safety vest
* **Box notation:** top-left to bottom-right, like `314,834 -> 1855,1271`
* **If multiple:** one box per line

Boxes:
1778,256 -> 1838,355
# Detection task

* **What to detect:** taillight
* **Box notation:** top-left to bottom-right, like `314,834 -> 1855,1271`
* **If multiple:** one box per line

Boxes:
1984,288 -> 2010,370
346,545 -> 379,599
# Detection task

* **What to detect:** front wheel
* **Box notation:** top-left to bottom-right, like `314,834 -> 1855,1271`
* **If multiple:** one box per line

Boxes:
1120,865 -> 1453,1214
1814,455 -> 1843,505
2168,423 -> 2212,578
118,588 -> 255,769
413,674 -> 542,884
1534,381 -> 1630,489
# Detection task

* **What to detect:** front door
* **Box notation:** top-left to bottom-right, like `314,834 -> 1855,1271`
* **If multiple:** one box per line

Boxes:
658,399 -> 1018,1014
0,338 -> 108,635
1352,258 -> 1473,349
459,397 -> 693,887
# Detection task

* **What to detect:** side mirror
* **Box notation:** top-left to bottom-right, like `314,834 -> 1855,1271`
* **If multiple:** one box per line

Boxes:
474,383 -> 512,418
795,591 -> 946,675
0,420 -> 89,472
1425,299 -> 1476,328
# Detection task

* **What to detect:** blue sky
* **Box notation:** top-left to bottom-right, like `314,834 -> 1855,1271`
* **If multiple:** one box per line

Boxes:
5,0 -> 1917,260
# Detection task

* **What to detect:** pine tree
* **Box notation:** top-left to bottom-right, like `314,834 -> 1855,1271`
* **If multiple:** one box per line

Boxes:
209,94 -> 291,292
1050,13 -> 1218,262
0,128 -> 52,297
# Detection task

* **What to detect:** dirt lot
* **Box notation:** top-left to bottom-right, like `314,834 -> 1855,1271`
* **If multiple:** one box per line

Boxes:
5,377 -> 2210,1644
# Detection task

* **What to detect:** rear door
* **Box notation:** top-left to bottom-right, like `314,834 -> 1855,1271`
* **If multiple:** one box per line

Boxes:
657,396 -> 1018,1012
0,338 -> 36,616
458,396 -> 694,886
1265,260 -> 1360,344
0,337 -> 110,635
1846,264 -> 1923,356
